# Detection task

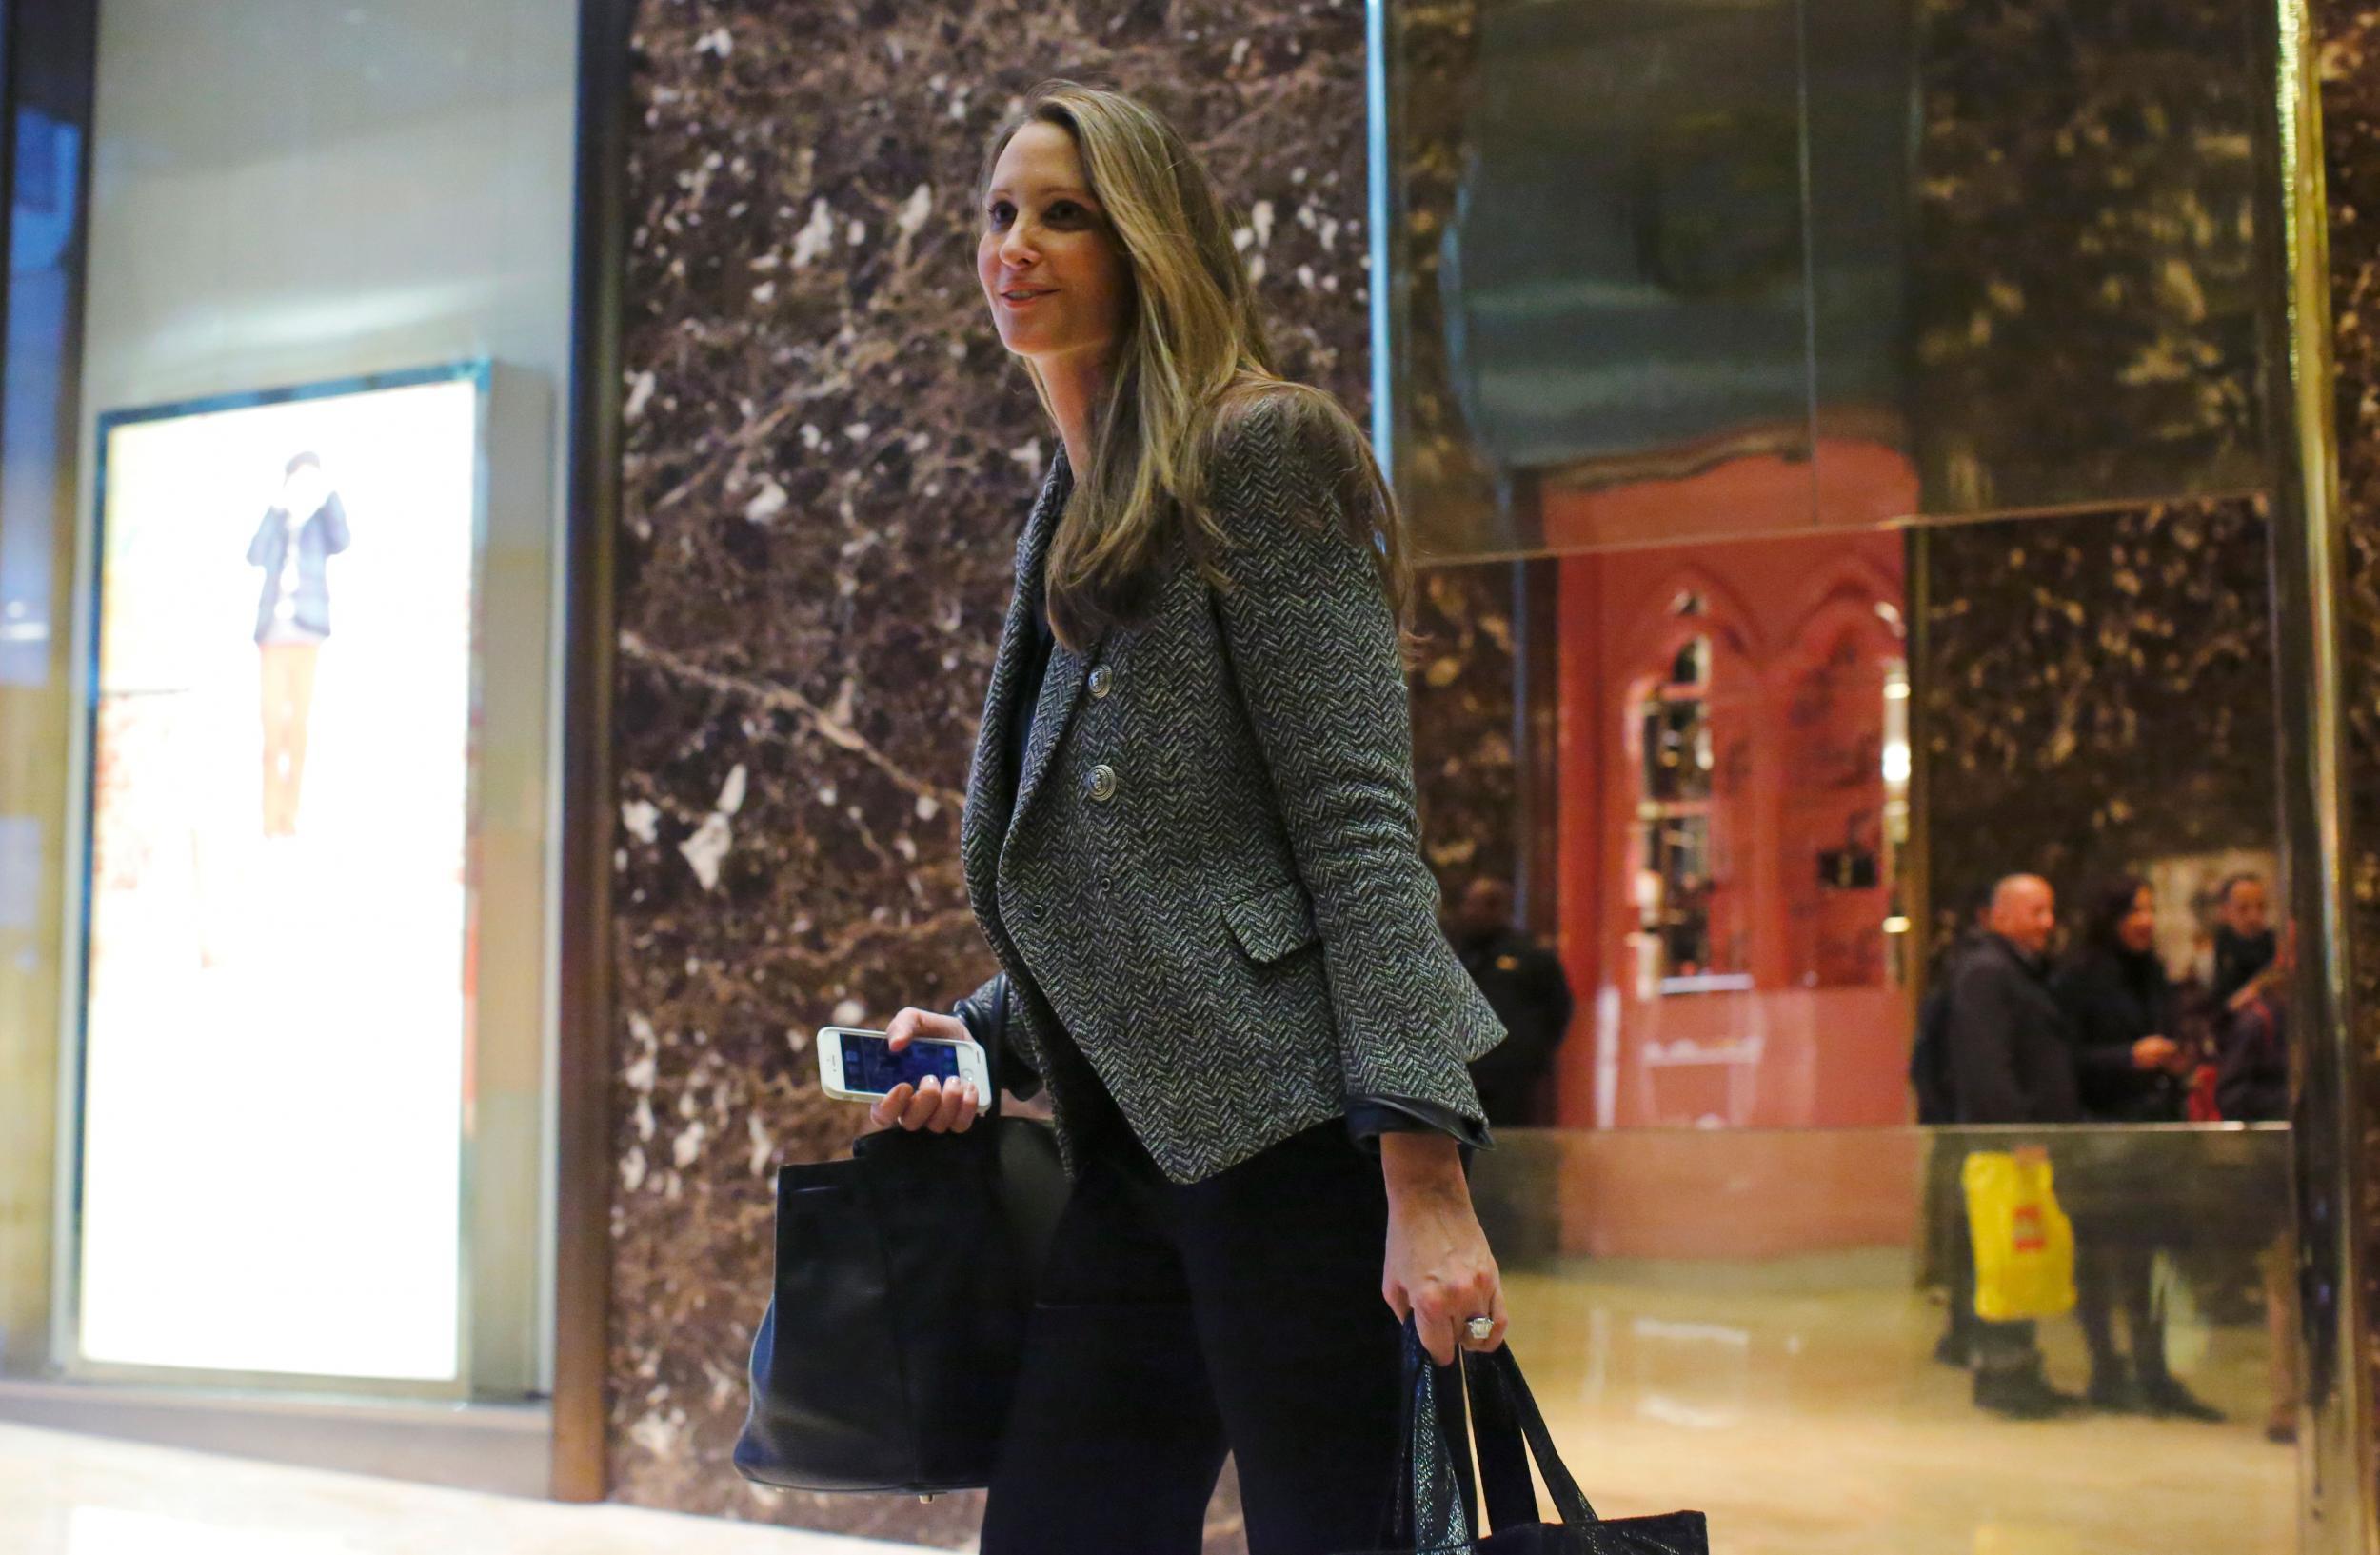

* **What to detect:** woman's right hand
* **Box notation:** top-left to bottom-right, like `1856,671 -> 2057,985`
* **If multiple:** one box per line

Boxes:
863,1007 -> 983,1135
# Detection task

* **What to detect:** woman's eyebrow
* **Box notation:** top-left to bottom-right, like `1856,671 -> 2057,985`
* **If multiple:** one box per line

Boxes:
984,183 -> 1097,203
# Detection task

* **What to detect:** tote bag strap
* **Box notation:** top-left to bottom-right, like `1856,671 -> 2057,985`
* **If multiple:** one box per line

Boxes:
1379,1321 -> 1480,1550
1462,1348 -> 1538,1531
1383,1323 -> 1605,1547
1467,1345 -> 1597,1528
1440,1346 -> 1479,1535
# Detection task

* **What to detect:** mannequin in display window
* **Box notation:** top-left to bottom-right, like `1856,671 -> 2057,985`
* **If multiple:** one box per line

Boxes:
245,451 -> 351,838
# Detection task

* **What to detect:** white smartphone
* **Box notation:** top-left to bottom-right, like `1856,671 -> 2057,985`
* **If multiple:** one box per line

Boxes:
817,1026 -> 990,1105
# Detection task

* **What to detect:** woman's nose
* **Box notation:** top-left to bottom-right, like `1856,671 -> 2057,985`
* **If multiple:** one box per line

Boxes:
998,221 -> 1039,267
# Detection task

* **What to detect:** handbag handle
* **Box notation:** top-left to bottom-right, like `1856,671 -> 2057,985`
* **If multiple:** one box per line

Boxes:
1380,1320 -> 1598,1547
1462,1346 -> 1537,1532
986,973 -> 1013,1119
1379,1324 -> 1477,1551
1465,1343 -> 1597,1526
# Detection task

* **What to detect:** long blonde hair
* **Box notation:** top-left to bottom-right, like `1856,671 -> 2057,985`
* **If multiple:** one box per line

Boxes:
979,81 -> 1413,650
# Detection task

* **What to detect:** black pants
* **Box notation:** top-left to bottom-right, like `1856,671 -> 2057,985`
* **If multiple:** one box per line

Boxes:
2073,1208 -> 2172,1383
979,1084 -> 1403,1555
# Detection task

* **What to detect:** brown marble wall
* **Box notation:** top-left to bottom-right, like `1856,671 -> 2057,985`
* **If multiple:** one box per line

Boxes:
1908,0 -> 2267,514
1914,499 -> 2279,944
605,1 -> 1374,1546
1377,0 -> 1494,551
2313,0 -> 2380,1490
1408,560 -> 1521,899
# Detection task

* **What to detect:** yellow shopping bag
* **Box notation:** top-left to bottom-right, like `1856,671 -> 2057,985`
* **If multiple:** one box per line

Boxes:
1962,1149 -> 2076,1323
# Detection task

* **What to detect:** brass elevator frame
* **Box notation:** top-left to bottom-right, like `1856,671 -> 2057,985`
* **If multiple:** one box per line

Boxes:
2260,0 -> 2374,1547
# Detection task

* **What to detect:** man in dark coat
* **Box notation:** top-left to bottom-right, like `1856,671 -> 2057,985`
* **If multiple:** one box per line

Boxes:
2210,873 -> 2277,1010
1912,889 -> 1993,1126
1948,875 -> 2083,1128
2209,927 -> 2294,1442
1944,873 -> 2084,1418
1914,888 -> 1993,1369
1450,878 -> 1575,1129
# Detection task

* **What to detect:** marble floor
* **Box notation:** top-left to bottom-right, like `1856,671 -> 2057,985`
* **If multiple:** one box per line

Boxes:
0,1423 -> 911,1555
1494,1259 -> 2296,1555
0,1257 -> 2300,1555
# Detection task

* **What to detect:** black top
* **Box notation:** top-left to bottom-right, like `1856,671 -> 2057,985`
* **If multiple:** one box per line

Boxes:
1944,934 -> 2085,1126
2211,927 -> 2278,1006
2050,947 -> 2183,1123
2215,997 -> 2289,1123
1003,596 -> 1057,804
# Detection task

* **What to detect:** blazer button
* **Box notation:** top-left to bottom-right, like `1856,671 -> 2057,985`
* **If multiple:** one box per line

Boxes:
1088,665 -> 1113,700
1087,764 -> 1118,803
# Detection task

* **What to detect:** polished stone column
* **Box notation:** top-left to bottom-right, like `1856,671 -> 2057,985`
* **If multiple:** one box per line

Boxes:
2312,0 -> 2380,1537
607,5 -> 1373,1546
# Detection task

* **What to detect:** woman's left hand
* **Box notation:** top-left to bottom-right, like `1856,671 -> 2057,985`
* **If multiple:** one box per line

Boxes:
1379,1132 -> 1507,1366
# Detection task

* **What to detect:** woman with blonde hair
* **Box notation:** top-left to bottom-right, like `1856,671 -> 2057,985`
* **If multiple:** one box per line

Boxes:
868,80 -> 1509,1552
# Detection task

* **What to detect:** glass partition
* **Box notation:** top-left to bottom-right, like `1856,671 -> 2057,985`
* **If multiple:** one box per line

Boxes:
1374,0 -> 2275,564
1470,1126 -> 2295,1553
1377,0 -> 1815,559
1381,3 -> 2306,1548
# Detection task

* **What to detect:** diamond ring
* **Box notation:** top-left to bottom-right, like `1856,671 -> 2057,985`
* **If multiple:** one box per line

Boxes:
1465,1315 -> 1495,1343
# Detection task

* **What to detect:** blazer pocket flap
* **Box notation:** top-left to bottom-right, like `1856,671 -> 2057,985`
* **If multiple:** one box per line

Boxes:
1221,882 -> 1319,964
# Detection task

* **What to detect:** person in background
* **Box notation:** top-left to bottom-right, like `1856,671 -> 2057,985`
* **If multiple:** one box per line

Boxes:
1944,873 -> 2083,1418
1913,887 -> 1995,1127
2216,936 -> 2287,1123
2051,878 -> 2220,1420
1914,886 -> 1994,1370
2215,925 -> 2295,1444
2210,873 -> 2276,1011
1450,876 -> 1575,1128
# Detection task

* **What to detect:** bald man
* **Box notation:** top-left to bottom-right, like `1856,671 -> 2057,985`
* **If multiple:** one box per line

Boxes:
1946,875 -> 2083,1127
1944,872 -> 2085,1418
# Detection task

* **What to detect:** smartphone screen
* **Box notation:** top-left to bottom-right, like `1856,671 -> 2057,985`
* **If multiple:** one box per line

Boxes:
839,1032 -> 962,1094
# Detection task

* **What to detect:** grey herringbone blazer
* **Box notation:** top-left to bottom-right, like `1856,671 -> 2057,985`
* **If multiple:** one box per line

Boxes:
959,399 -> 1503,1184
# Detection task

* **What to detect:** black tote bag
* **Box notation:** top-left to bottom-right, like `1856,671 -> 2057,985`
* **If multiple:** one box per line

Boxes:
732,1093 -> 1067,1494
1351,1321 -> 1710,1555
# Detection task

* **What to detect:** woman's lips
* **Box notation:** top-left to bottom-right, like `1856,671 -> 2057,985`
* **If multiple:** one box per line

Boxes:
1000,288 -> 1055,308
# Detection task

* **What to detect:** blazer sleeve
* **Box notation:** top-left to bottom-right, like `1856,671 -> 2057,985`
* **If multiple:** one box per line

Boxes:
1947,958 -> 2027,1125
1206,401 -> 1503,1126
1346,1095 -> 1492,1151
952,969 -> 1041,1102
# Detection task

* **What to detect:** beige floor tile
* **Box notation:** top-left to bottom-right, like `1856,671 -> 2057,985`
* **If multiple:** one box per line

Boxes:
1498,1264 -> 2294,1555
0,1423 -> 918,1555
0,1256 -> 2299,1555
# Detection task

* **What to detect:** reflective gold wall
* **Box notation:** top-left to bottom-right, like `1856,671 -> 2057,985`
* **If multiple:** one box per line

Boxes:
1378,0 -> 2271,559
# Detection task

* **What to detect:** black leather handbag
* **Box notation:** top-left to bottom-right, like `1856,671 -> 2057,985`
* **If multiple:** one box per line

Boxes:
732,987 -> 1068,1495
1353,1321 -> 1710,1554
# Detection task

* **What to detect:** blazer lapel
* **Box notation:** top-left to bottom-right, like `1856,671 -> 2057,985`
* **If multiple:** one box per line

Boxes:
1004,630 -> 1088,860
961,449 -> 1070,931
